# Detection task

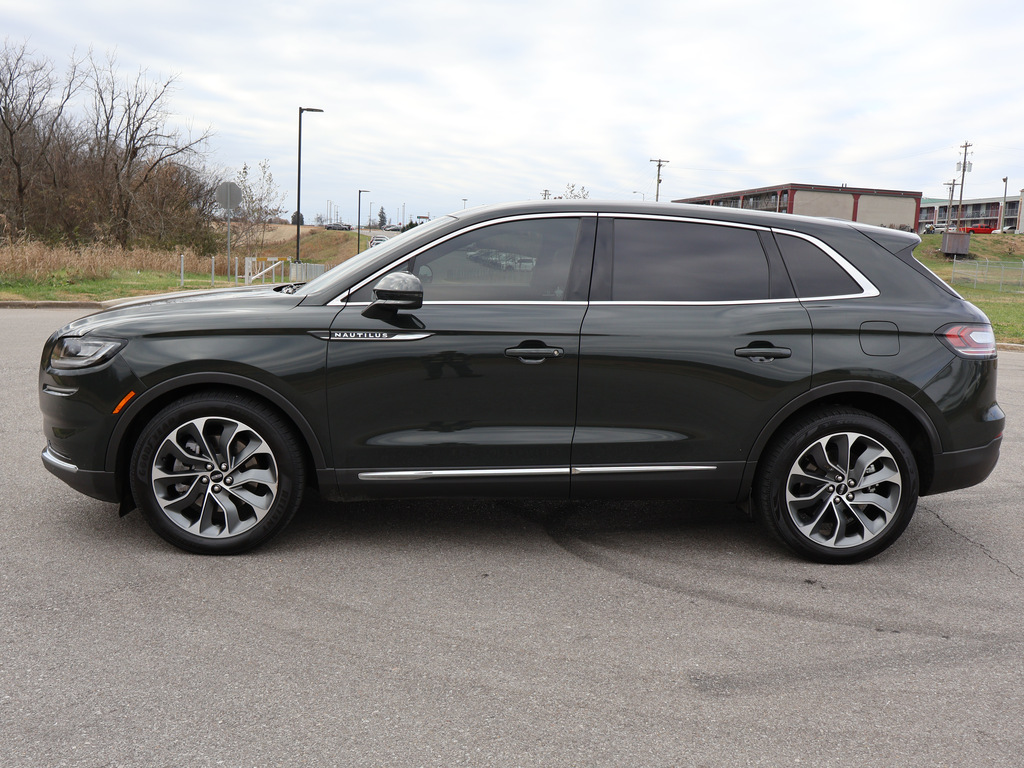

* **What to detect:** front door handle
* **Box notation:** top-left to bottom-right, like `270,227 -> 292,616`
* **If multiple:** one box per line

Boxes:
505,345 -> 565,364
735,345 -> 792,362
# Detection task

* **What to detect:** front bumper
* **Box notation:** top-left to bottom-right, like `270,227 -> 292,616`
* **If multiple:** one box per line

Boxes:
41,445 -> 120,503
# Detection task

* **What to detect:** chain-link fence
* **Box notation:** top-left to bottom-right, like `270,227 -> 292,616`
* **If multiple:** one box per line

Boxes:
949,256 -> 1024,292
244,257 -> 327,285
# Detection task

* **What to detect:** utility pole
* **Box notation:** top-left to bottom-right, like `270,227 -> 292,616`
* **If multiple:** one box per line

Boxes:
944,178 -> 959,229
955,140 -> 972,230
650,159 -> 669,202
541,189 -> 551,200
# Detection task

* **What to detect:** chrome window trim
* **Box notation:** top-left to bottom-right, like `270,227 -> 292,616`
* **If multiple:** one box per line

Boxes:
329,212 -> 597,306
603,211 -> 772,233
770,228 -> 880,300
589,298 -> 800,307
342,300 -> 590,307
598,214 -> 878,305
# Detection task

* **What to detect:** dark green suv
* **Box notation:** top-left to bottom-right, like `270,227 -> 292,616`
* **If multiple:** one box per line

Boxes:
40,201 -> 1004,561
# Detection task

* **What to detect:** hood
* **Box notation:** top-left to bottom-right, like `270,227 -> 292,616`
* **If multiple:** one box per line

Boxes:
58,286 -> 306,338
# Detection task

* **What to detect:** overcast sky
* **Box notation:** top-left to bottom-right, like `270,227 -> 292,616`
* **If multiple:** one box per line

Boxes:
6,0 -> 1024,224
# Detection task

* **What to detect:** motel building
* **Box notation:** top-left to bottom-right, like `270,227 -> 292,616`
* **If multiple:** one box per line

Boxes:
674,183 -> 922,231
917,194 -> 1021,234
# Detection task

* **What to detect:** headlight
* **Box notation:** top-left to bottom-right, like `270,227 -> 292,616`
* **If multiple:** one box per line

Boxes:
49,337 -> 126,370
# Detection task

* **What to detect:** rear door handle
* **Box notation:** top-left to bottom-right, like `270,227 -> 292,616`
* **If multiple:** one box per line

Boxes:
735,346 -> 792,362
505,346 -> 565,364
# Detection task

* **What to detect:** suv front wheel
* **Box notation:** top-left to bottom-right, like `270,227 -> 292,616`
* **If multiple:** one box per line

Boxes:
129,391 -> 306,554
755,407 -> 919,563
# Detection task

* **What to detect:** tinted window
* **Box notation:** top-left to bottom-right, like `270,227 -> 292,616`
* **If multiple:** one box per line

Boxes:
775,233 -> 862,298
353,218 -> 580,302
612,219 -> 771,302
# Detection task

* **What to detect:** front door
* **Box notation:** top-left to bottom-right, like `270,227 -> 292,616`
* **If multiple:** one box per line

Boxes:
325,215 -> 594,498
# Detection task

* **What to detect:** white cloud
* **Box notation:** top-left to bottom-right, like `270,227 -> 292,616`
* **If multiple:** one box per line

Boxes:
6,0 -> 1024,223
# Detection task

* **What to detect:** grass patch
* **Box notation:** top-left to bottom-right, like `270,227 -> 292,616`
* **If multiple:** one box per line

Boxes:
956,289 -> 1024,344
0,228 -> 361,302
0,270 -> 244,302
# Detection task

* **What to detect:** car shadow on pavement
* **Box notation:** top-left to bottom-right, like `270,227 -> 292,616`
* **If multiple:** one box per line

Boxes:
280,494 -> 762,554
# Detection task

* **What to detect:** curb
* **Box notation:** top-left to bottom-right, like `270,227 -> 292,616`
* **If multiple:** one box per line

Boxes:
0,300 -> 104,309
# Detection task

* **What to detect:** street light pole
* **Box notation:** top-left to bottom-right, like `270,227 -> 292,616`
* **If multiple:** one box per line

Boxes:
296,107 -> 323,263
1001,176 -> 1009,233
357,189 -> 369,254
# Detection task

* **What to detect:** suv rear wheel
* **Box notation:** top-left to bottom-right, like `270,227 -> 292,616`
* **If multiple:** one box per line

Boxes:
755,407 -> 919,563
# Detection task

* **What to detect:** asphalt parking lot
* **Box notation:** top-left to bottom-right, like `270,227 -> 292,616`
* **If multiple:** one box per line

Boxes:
3,306 -> 1023,767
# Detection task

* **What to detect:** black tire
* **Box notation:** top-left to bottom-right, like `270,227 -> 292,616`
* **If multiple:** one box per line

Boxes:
129,391 -> 306,554
754,407 -> 918,564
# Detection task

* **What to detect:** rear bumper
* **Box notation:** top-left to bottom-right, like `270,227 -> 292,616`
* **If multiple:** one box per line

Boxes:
925,435 -> 1002,496
42,446 -> 120,503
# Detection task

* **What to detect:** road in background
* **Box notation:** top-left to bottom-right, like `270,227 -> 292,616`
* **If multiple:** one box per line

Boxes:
4,307 -> 1023,767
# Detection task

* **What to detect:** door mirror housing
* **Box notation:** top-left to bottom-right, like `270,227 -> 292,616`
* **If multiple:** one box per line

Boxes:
362,272 -> 423,318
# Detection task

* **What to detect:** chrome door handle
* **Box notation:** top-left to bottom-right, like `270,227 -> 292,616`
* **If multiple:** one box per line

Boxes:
735,346 -> 792,362
505,346 -> 565,364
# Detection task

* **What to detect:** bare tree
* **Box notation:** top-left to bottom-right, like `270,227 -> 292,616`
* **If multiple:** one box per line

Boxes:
558,183 -> 589,199
233,159 -> 284,257
84,51 -> 211,246
0,39 -> 82,232
2,41 -> 217,249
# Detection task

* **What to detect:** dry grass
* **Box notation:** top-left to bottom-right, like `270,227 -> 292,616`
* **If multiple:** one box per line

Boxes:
0,240 -> 211,282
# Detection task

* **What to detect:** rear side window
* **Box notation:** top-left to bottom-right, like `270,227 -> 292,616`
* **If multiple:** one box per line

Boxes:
775,233 -> 863,298
612,219 -> 771,302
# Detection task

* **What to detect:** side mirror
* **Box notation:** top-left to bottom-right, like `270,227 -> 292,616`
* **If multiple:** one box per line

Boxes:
362,272 -> 423,318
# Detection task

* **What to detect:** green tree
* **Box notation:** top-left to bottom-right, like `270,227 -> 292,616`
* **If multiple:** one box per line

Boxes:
378,206 -> 387,229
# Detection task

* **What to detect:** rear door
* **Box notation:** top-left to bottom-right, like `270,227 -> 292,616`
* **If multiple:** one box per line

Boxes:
572,215 -> 813,499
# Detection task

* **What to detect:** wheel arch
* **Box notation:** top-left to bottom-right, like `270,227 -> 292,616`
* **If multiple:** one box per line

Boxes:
106,373 -> 329,507
739,381 -> 941,501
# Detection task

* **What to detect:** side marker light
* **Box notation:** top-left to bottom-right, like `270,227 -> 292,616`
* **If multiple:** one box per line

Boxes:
112,391 -> 136,414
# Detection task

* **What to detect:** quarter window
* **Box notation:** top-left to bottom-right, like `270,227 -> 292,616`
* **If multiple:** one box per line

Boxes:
611,219 -> 771,302
774,233 -> 862,298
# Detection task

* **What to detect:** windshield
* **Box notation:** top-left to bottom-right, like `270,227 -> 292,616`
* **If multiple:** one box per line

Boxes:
294,216 -> 455,296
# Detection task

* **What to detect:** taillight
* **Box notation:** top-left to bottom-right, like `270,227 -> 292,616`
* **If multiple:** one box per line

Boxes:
938,324 -> 997,358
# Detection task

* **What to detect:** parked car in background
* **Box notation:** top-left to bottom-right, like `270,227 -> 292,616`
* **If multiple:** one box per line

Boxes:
964,226 -> 995,234
368,234 -> 390,247
40,201 -> 1003,562
382,224 -> 402,231
325,222 -> 352,231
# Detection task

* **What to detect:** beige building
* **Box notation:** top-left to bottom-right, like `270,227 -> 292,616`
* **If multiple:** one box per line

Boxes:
674,183 -> 921,231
